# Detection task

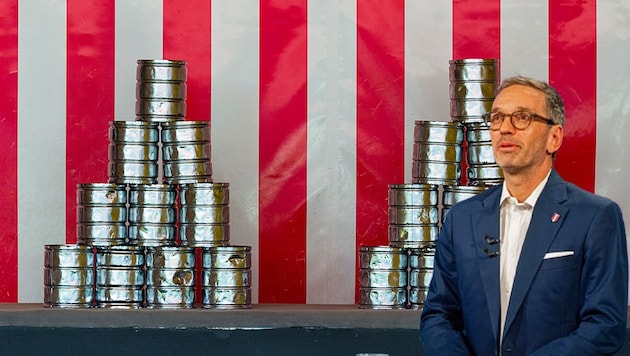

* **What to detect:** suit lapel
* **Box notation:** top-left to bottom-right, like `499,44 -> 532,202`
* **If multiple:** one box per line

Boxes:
503,171 -> 569,336
472,187 -> 502,341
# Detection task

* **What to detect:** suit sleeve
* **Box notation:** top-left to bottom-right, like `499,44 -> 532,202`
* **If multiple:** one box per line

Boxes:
419,210 -> 474,355
530,201 -> 628,356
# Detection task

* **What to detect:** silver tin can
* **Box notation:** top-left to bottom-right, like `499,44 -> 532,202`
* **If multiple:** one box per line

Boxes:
95,246 -> 145,308
201,246 -> 252,309
145,247 -> 195,309
43,245 -> 95,308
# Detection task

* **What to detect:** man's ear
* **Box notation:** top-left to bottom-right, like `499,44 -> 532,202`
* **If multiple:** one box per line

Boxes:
546,124 -> 563,155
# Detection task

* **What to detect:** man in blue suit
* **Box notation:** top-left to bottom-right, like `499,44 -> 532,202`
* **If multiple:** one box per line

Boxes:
420,76 -> 628,355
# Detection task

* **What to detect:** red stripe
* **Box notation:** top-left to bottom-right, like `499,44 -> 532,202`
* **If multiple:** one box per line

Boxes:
163,0 -> 211,121
452,0 -> 500,186
356,1 -> 406,300
0,0 -> 18,302
549,1 -> 596,192
452,0 -> 501,60
259,1 -> 308,303
66,1 -> 115,244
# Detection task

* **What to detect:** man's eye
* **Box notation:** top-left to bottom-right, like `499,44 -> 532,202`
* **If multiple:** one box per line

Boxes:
514,112 -> 530,121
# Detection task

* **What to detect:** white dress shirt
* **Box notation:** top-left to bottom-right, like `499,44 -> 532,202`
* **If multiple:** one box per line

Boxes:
499,170 -> 551,341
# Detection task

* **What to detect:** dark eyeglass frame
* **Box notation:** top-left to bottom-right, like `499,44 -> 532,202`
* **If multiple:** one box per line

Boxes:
482,110 -> 556,130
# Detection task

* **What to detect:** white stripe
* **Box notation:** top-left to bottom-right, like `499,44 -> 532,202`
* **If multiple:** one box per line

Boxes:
500,0 -> 548,81
306,0 -> 357,304
404,0 -> 452,180
115,0 -> 163,121
18,0 -> 67,302
211,0 -> 261,303
594,0 -> 630,302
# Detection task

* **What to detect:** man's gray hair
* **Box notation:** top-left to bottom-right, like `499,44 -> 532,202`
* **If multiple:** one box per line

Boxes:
497,76 -> 565,127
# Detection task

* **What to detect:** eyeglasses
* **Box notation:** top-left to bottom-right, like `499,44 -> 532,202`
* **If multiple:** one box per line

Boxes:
482,110 -> 556,130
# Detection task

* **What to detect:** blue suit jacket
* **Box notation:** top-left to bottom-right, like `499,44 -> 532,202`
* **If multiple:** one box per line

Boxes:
420,170 -> 628,355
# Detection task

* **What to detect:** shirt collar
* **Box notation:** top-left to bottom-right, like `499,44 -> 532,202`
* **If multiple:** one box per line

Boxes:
500,169 -> 552,207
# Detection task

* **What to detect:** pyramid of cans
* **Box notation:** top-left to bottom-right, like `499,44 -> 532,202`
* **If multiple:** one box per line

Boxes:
359,59 -> 503,310
44,59 -> 252,309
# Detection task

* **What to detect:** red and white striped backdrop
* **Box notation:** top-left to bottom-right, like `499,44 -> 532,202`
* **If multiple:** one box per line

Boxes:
1,0 -> 629,304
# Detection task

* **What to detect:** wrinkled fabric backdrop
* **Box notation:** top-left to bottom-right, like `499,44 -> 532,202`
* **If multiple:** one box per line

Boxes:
0,0 -> 629,304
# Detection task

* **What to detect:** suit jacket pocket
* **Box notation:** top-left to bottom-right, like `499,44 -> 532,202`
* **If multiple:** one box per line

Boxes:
539,254 -> 576,271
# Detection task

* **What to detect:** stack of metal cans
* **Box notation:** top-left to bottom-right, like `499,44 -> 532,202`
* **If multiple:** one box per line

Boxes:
364,59 -> 502,310
449,58 -> 503,185
45,58 -> 250,309
201,246 -> 252,309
